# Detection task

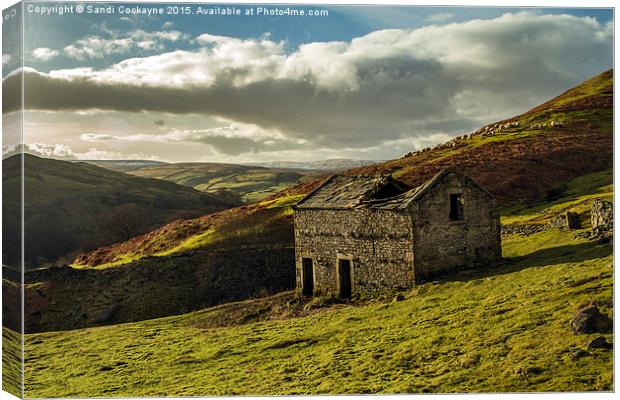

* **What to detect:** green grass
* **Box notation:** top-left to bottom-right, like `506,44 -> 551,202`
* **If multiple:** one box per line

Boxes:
258,194 -> 305,216
154,228 -> 218,257
2,322 -> 22,397
502,169 -> 613,226
21,221 -> 613,396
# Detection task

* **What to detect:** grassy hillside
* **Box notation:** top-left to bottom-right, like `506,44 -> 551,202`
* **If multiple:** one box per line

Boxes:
16,182 -> 613,395
2,154 -> 235,269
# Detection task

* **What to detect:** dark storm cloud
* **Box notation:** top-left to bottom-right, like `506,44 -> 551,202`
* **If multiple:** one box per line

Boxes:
5,63 -> 461,148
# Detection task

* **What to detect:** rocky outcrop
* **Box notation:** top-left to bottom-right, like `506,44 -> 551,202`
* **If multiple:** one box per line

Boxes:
591,199 -> 613,236
570,301 -> 612,334
587,336 -> 613,350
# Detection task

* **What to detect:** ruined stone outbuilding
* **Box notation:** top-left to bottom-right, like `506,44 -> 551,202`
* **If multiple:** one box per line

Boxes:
293,170 -> 501,297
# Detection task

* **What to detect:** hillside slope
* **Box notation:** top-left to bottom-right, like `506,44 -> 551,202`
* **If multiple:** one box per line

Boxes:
347,69 -> 613,204
15,194 -> 302,332
15,202 -> 613,395
2,155 -> 235,269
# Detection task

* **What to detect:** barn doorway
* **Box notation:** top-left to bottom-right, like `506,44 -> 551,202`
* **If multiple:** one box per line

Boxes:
302,258 -> 314,296
337,259 -> 352,298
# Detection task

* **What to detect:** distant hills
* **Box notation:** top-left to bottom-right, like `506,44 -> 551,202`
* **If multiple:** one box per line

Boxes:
75,159 -> 167,173
125,162 -> 306,204
81,159 -> 379,203
247,159 -> 380,171
2,154 -> 236,269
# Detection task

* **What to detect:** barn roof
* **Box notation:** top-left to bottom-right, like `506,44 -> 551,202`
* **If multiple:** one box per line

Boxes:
295,169 -> 493,211
294,175 -> 407,210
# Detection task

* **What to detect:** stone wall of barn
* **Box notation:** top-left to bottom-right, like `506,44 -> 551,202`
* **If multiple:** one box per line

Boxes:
294,208 -> 414,296
411,173 -> 501,279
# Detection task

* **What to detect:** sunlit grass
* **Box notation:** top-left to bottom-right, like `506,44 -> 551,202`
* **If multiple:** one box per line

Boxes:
21,222 -> 613,396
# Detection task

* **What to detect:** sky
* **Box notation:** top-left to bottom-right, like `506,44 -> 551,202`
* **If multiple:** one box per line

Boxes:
1,2 -> 614,163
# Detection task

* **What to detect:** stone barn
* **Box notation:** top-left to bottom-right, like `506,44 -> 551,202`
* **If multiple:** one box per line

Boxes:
293,169 -> 501,297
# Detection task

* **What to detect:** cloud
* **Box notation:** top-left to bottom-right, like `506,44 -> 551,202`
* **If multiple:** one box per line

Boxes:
80,133 -> 114,142
75,148 -> 161,161
162,21 -> 174,29
26,143 -> 76,158
32,47 -> 60,61
79,121 -> 298,156
426,13 -> 454,22
3,12 -> 612,152
3,144 -> 18,157
13,142 -> 161,161
63,29 -> 189,60
154,119 -> 166,126
2,54 -> 13,65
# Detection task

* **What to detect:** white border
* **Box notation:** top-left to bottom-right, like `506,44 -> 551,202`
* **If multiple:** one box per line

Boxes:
0,1 -> 616,400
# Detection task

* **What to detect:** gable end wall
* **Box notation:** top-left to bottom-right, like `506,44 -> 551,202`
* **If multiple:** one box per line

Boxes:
411,173 -> 501,279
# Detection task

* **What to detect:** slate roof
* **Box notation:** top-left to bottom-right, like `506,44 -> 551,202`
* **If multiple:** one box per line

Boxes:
295,169 -> 493,211
294,175 -> 392,210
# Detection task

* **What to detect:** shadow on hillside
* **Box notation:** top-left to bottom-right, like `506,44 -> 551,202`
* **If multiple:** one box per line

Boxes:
432,240 -> 612,285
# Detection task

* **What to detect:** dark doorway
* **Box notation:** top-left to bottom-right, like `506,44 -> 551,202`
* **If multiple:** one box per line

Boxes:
338,259 -> 352,298
302,258 -> 314,296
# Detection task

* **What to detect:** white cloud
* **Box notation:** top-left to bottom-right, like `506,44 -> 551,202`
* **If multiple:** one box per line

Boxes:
78,121 -> 295,156
26,143 -> 75,158
63,29 -> 189,60
32,47 -> 60,61
64,37 -> 131,60
21,142 -> 161,161
2,54 -> 13,65
3,144 -> 19,157
162,21 -> 174,30
75,148 -> 161,161
80,133 -> 114,142
426,13 -> 454,23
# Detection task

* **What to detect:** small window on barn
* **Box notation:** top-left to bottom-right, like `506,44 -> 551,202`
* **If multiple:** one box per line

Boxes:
449,193 -> 465,221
